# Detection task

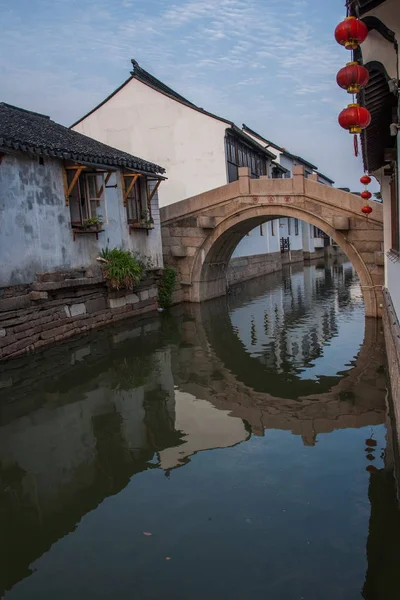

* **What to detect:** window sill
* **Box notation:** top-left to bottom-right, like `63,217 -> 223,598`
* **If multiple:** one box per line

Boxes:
72,228 -> 104,241
129,222 -> 154,232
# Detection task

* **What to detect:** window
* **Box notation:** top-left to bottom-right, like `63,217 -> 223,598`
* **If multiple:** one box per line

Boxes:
271,167 -> 282,179
67,171 -> 104,227
271,220 -> 275,236
295,218 -> 299,235
126,176 -> 147,224
225,133 -> 267,182
390,169 -> 399,251
260,224 -> 264,236
288,218 -> 292,236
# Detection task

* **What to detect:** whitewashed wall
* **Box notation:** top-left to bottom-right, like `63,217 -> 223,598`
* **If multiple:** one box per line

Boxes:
73,78 -> 229,208
232,221 -> 280,258
0,152 -> 163,286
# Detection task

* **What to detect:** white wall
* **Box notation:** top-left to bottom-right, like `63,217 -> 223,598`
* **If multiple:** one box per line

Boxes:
73,78 -> 229,208
278,218 -> 303,251
0,152 -> 163,286
232,220 -> 280,258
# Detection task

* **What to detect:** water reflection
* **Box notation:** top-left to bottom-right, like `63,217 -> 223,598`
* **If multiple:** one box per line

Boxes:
0,261 -> 399,600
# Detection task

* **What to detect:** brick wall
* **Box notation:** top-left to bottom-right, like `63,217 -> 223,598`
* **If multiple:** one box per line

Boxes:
0,269 -> 160,361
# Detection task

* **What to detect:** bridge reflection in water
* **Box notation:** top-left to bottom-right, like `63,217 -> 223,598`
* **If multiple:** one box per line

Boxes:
0,261 -> 399,600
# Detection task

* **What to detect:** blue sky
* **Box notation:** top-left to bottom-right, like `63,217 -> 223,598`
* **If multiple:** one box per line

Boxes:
0,0 -> 369,190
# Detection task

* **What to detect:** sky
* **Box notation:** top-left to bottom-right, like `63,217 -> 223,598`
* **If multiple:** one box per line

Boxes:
0,0 -> 371,190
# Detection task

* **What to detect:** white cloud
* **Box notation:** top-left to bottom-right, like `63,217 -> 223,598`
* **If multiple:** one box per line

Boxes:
0,0 -> 361,188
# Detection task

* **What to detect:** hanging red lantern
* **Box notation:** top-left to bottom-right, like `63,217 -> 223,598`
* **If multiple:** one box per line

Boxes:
335,16 -> 369,50
360,175 -> 371,185
361,190 -> 372,200
338,103 -> 371,134
336,62 -> 369,94
362,205 -> 372,216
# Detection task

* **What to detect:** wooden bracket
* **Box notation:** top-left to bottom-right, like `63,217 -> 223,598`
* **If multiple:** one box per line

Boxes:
147,179 -> 161,208
96,171 -> 113,205
63,165 -> 86,206
122,172 -> 141,207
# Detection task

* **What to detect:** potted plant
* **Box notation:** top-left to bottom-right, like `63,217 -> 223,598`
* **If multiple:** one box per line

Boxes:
140,210 -> 154,229
80,215 -> 104,231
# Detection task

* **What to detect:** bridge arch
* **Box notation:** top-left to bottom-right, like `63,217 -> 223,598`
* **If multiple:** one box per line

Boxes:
161,166 -> 384,317
191,205 -> 377,315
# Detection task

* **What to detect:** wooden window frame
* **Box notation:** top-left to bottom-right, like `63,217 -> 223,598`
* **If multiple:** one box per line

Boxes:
288,218 -> 292,236
225,134 -> 267,182
294,218 -> 299,235
63,165 -> 112,236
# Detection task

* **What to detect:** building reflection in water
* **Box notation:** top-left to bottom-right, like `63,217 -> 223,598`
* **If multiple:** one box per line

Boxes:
0,261 -> 399,599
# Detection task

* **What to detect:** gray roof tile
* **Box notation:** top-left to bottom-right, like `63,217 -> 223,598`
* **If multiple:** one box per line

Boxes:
0,103 -> 165,175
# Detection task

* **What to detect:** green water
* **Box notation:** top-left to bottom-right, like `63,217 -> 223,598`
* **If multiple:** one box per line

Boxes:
1,261 -> 399,599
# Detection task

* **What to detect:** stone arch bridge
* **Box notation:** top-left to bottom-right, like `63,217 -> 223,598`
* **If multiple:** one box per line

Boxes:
161,166 -> 384,318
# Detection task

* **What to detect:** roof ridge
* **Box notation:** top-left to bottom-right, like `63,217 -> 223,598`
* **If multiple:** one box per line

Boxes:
0,102 -> 50,120
130,59 -> 197,108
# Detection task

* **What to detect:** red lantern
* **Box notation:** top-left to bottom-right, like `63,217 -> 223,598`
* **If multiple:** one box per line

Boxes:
338,103 -> 371,134
360,175 -> 371,185
335,16 -> 369,50
361,190 -> 372,200
336,62 -> 369,94
362,205 -> 372,216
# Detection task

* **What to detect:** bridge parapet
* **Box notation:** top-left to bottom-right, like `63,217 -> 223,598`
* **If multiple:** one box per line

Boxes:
161,166 -> 384,317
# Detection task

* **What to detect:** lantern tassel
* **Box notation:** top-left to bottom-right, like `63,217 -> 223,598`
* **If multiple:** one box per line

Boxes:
354,134 -> 359,157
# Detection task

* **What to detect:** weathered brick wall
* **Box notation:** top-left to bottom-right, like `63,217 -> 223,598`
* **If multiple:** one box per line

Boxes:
227,252 -> 282,286
0,269 -> 159,361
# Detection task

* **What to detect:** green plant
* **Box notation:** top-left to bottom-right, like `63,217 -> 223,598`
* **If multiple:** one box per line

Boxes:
100,247 -> 143,290
81,215 -> 103,229
158,266 -> 177,309
140,210 -> 154,225
131,252 -> 156,273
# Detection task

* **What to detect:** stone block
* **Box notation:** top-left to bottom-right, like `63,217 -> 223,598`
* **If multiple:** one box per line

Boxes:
109,296 -> 127,309
86,297 -> 107,313
198,216 -> 216,229
0,295 -> 30,312
332,216 -> 350,231
140,290 -> 149,301
69,303 -> 86,317
29,291 -> 49,301
0,329 -> 5,338
64,305 -> 71,317
171,246 -> 188,258
125,293 -> 140,305
148,287 -> 158,299
41,324 -> 76,340
375,251 -> 384,266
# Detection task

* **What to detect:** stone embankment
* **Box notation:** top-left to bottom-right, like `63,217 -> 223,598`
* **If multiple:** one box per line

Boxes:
0,268 -> 159,360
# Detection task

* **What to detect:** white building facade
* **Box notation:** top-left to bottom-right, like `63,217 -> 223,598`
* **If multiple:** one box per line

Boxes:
73,60 -> 336,283
0,103 -> 165,287
347,0 -> 400,455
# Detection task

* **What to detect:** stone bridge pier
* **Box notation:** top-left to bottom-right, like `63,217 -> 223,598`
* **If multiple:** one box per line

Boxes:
161,166 -> 384,318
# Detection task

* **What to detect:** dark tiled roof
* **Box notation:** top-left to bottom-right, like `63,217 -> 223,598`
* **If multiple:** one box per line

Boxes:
229,125 -> 277,159
130,60 -> 199,109
316,171 -> 335,184
350,0 -> 387,16
272,160 -> 290,174
242,124 -> 318,171
0,103 -> 165,175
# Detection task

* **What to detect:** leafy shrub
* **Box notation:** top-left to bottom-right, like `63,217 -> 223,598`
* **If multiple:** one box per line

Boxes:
100,247 -> 143,290
158,266 -> 177,309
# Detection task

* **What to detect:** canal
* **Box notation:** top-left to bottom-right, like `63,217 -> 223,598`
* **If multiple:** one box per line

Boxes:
1,260 -> 399,599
